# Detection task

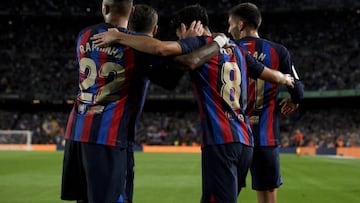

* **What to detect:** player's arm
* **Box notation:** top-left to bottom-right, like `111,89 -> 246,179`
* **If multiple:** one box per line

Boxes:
277,49 -> 304,116
246,53 -> 295,88
91,21 -> 203,56
142,35 -> 228,88
172,35 -> 229,70
280,48 -> 304,104
92,30 -> 181,56
258,67 -> 294,88
144,36 -> 226,85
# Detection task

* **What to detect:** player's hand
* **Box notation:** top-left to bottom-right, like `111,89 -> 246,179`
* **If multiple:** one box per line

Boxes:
179,20 -> 203,39
280,98 -> 299,116
284,74 -> 295,88
91,28 -> 120,47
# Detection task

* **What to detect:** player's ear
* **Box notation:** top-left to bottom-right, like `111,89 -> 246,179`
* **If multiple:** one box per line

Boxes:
239,20 -> 245,31
152,25 -> 158,37
102,4 -> 110,16
130,6 -> 135,15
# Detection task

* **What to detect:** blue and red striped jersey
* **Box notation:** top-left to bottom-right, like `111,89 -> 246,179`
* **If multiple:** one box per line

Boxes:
178,36 -> 264,147
237,36 -> 304,147
65,23 -> 181,147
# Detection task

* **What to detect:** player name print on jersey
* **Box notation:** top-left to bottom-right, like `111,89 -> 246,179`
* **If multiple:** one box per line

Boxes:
249,51 -> 266,62
79,42 -> 124,58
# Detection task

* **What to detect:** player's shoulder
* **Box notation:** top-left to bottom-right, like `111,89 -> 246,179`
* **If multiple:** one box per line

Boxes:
262,38 -> 290,53
117,27 -> 141,36
230,40 -> 246,54
78,23 -> 114,35
181,36 -> 211,44
242,37 -> 288,51
77,23 -> 140,37
177,35 -> 209,54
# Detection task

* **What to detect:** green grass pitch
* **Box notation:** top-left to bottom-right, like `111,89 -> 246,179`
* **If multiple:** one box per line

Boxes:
0,151 -> 360,203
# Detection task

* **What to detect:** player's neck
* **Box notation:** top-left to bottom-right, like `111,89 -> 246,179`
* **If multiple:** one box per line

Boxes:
105,15 -> 129,29
243,29 -> 259,38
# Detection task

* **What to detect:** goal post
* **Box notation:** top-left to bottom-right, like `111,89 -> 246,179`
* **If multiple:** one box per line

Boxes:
0,130 -> 33,151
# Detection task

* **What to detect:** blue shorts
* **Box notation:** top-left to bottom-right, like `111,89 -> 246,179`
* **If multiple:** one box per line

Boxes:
61,140 -> 127,203
250,146 -> 282,191
201,142 -> 253,203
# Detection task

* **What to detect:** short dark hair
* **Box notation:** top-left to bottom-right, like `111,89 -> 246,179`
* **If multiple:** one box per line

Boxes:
171,4 -> 209,30
129,4 -> 158,33
228,2 -> 262,30
103,0 -> 133,16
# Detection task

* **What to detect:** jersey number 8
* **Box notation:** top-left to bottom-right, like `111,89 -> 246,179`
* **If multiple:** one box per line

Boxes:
220,62 -> 241,110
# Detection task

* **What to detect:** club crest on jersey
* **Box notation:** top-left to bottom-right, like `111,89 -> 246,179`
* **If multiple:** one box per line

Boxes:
77,103 -> 87,114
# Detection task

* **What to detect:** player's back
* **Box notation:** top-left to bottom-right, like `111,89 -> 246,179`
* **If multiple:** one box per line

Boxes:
236,36 -> 292,146
238,36 -> 292,109
76,23 -> 136,106
180,36 -> 255,147
65,23 -> 141,147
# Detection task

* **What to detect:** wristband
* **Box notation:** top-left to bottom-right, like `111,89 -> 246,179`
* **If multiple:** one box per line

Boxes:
213,36 -> 227,48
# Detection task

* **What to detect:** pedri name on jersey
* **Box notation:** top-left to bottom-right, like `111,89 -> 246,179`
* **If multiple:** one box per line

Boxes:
79,42 -> 123,59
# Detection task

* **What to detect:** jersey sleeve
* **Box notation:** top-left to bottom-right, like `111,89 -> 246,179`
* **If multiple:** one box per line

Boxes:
279,47 -> 304,104
245,52 -> 265,79
177,36 -> 207,54
290,78 -> 304,104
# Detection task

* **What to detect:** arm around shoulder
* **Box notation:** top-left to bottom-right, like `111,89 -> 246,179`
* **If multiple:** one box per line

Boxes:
173,35 -> 228,70
259,67 -> 295,88
91,30 -> 183,56
173,41 -> 220,70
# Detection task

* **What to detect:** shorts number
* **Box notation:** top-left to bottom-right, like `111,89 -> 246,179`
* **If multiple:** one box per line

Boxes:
220,62 -> 241,110
79,58 -> 125,104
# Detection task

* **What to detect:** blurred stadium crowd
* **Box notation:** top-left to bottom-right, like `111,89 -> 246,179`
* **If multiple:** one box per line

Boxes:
1,108 -> 360,148
0,0 -> 359,147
